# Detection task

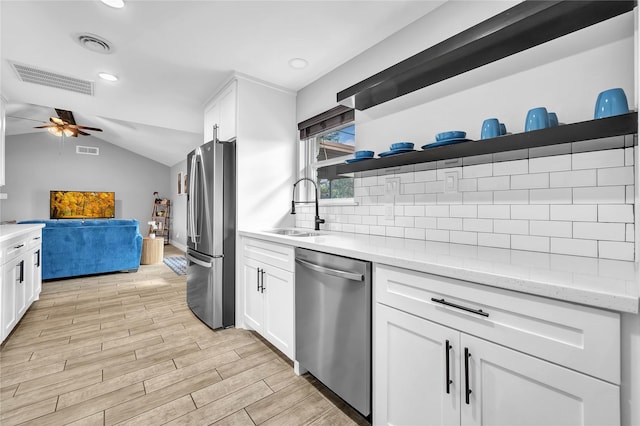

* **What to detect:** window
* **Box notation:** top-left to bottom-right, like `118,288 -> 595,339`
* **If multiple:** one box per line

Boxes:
298,107 -> 355,202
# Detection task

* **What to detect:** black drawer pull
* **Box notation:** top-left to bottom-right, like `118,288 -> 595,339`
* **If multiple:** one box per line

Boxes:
431,298 -> 489,317
14,243 -> 25,249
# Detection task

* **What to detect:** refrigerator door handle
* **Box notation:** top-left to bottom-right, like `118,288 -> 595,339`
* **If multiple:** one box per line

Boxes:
186,253 -> 212,268
187,150 -> 199,242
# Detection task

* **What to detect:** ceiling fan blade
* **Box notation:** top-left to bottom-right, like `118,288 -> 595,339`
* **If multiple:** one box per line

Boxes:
34,125 -> 56,128
76,130 -> 91,136
74,125 -> 103,132
55,108 -> 76,125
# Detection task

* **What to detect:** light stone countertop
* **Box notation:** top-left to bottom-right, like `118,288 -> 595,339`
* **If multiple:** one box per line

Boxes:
0,224 -> 45,243
240,228 -> 640,314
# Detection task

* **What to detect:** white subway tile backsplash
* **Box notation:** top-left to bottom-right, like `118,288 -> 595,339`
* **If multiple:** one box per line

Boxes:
494,190 -> 529,205
626,224 -> 635,242
511,204 -> 549,220
549,169 -> 596,188
511,235 -> 549,252
463,218 -> 493,233
598,241 -> 634,261
463,163 -> 492,178
551,238 -> 598,257
529,154 -> 571,173
511,173 -> 549,189
463,191 -> 493,204
450,205 -> 478,218
437,217 -> 463,231
415,217 -> 437,229
598,205 -> 634,223
573,186 -> 626,204
478,205 -> 510,219
478,232 -> 510,248
451,231 -> 478,245
550,204 -> 597,222
573,222 -> 626,241
426,229 -> 449,242
597,167 -> 634,186
478,176 -> 510,191
493,159 -> 528,176
494,219 -> 529,235
296,145 -> 635,261
530,220 -> 572,238
573,149 -> 624,170
529,188 -> 572,204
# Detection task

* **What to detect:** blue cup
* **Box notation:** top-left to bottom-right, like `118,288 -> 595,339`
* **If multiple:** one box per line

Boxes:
354,150 -> 374,159
594,88 -> 629,119
548,112 -> 559,127
525,107 -> 550,132
481,118 -> 500,139
499,123 -> 507,135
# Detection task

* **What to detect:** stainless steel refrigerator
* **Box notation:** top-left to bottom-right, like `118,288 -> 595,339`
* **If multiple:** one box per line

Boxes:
186,129 -> 236,329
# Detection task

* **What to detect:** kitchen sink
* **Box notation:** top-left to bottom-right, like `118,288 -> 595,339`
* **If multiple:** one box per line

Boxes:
265,228 -> 320,237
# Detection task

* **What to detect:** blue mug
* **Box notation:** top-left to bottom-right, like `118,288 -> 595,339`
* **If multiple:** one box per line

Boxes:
548,112 -> 559,127
481,118 -> 500,139
594,88 -> 629,119
499,123 -> 507,135
525,107 -> 550,132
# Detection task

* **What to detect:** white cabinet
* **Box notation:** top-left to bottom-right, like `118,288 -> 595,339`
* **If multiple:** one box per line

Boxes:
1,228 -> 42,342
0,94 -> 5,187
373,265 -> 621,426
241,237 -> 294,359
204,80 -> 237,142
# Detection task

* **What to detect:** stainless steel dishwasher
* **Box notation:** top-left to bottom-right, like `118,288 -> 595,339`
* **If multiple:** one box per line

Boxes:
295,247 -> 372,417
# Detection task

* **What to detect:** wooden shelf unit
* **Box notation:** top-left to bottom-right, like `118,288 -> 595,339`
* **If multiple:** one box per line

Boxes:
322,112 -> 637,176
150,200 -> 171,245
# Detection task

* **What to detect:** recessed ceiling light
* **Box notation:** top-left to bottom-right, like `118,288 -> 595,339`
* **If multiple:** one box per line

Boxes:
100,0 -> 125,8
98,72 -> 119,82
288,58 -> 308,70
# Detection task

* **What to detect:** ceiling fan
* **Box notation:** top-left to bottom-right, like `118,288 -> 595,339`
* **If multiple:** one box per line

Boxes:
34,108 -> 103,137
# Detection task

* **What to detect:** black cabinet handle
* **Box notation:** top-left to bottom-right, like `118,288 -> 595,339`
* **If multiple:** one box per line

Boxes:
14,243 -> 25,249
445,340 -> 452,394
35,249 -> 41,267
18,260 -> 24,283
260,270 -> 266,293
256,268 -> 261,292
431,298 -> 489,317
464,347 -> 472,404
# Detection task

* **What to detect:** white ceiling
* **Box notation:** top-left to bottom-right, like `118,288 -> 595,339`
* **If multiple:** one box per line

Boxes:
1,0 -> 444,166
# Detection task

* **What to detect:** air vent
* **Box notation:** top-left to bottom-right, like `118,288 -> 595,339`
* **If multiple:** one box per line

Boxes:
75,33 -> 113,54
11,62 -> 94,96
76,146 -> 99,156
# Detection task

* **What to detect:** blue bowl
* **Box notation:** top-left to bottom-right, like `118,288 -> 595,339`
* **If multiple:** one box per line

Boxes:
436,131 -> 466,141
594,88 -> 629,119
354,150 -> 374,159
390,142 -> 414,150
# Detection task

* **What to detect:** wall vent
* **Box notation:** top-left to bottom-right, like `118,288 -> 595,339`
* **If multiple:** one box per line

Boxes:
76,146 -> 99,156
10,62 -> 94,96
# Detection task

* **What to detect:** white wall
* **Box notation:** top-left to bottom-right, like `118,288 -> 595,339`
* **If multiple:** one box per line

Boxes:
0,132 -> 170,227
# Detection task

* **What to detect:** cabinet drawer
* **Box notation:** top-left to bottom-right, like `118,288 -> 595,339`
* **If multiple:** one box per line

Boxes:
375,264 -> 620,384
2,236 -> 30,265
242,238 -> 294,272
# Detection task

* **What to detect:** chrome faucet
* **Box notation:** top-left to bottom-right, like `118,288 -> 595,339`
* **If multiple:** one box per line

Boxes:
291,177 -> 325,231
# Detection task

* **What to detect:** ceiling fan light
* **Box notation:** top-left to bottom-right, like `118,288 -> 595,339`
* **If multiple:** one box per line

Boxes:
48,127 -> 63,137
98,72 -> 119,82
63,128 -> 75,137
100,0 -> 125,8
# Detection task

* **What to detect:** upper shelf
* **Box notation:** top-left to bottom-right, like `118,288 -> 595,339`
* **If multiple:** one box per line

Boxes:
337,1 -> 637,111
328,112 -> 637,175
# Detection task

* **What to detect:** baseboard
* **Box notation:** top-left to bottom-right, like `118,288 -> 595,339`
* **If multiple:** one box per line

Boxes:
169,240 -> 187,252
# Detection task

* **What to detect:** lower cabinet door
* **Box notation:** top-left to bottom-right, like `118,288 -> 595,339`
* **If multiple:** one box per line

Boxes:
263,266 -> 293,359
461,334 -> 620,426
242,257 -> 264,333
374,303 -> 459,426
2,260 -> 18,340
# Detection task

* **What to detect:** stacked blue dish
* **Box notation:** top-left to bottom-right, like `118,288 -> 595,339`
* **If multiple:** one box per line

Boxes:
345,150 -> 375,163
379,142 -> 415,157
422,131 -> 471,149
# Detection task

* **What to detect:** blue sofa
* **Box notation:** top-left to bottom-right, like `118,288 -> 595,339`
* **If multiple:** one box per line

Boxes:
18,219 -> 143,280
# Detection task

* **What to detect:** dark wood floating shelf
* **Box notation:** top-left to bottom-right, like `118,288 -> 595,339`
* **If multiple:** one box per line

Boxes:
328,112 -> 637,175
337,1 -> 636,111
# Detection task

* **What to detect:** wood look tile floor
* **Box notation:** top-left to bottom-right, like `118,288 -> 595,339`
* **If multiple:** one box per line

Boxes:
0,245 -> 369,426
